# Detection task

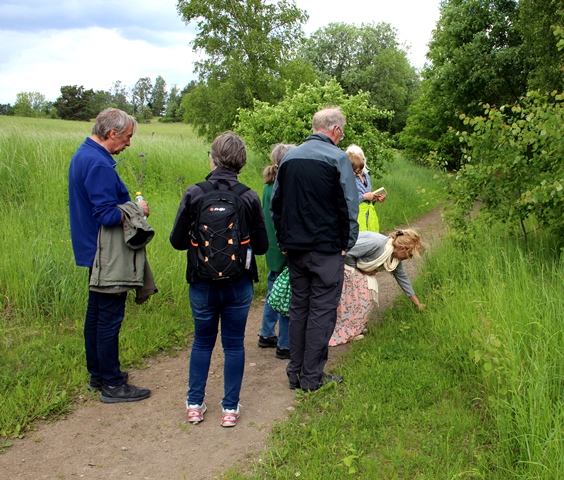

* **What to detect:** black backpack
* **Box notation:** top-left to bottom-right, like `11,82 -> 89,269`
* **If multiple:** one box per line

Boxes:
190,179 -> 251,280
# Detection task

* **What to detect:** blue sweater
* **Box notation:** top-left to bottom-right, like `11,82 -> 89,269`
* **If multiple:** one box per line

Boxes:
68,137 -> 130,267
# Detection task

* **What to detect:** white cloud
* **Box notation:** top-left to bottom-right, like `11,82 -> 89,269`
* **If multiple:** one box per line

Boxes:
299,0 -> 440,71
0,0 -> 441,105
0,27 -> 197,103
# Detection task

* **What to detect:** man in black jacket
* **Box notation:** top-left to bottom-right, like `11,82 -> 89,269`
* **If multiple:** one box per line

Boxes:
271,107 -> 359,391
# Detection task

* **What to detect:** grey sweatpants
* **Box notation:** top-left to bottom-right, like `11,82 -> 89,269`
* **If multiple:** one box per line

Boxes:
285,251 -> 345,390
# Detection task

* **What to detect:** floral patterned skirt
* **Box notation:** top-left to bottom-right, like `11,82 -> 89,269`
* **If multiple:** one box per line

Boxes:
329,267 -> 375,346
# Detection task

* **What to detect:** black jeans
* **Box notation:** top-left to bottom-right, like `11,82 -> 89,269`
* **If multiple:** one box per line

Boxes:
285,251 -> 345,390
84,290 -> 127,387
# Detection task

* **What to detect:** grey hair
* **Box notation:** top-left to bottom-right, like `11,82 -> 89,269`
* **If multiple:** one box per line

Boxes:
271,143 -> 295,166
312,107 -> 346,134
92,108 -> 138,139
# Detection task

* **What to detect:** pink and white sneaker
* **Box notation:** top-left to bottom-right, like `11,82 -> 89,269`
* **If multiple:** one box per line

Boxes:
186,402 -> 207,424
221,405 -> 240,427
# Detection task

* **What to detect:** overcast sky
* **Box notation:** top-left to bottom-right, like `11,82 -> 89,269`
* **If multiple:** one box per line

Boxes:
0,0 -> 441,105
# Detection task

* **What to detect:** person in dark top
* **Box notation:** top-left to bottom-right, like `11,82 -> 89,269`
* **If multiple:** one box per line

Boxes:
271,107 -> 359,392
170,131 -> 268,427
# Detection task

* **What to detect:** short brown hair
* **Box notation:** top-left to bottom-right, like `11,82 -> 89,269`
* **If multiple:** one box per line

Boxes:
210,131 -> 247,173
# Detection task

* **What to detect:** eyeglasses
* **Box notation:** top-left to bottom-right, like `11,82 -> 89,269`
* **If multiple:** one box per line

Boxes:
335,125 -> 345,140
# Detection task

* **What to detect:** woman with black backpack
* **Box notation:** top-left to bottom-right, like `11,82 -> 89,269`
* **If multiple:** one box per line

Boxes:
170,131 -> 268,427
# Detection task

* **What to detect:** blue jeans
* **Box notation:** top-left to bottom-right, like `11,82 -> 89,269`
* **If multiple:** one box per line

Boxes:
259,270 -> 290,349
84,290 -> 128,387
188,277 -> 254,409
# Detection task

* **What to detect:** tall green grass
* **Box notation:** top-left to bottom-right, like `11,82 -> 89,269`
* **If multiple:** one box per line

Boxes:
376,151 -> 446,232
421,224 -> 564,478
0,116 -> 446,440
227,222 -> 564,479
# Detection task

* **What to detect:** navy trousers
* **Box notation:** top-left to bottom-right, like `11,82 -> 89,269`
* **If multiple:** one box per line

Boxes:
285,251 -> 345,390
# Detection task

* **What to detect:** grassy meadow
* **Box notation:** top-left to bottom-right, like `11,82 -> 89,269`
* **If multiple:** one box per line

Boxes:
224,222 -> 564,479
0,116 -> 444,441
4,116 -> 563,478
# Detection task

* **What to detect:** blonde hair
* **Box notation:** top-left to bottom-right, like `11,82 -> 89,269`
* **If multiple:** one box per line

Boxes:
390,229 -> 425,258
262,143 -> 295,185
346,144 -> 368,174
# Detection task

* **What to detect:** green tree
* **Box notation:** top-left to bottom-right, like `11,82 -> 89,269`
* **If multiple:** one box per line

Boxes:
518,0 -> 564,92
236,79 -> 394,176
88,90 -> 113,118
135,105 -> 154,124
161,83 -> 190,123
110,80 -> 133,113
132,77 -> 153,113
149,75 -> 168,117
177,0 -> 314,140
401,0 -> 526,169
13,92 -> 48,117
54,85 -> 95,121
0,104 -> 14,115
302,22 -> 420,133
400,0 -> 564,170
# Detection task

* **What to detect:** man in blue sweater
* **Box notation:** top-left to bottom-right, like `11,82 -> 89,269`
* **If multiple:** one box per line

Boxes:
68,108 -> 151,403
271,107 -> 359,391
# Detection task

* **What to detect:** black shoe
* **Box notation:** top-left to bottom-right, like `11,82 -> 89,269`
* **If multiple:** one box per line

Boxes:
288,375 -> 300,390
88,371 -> 129,392
275,347 -> 291,360
100,383 -> 150,403
258,335 -> 278,348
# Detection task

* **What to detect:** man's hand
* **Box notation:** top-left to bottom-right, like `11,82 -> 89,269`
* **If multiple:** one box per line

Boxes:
139,200 -> 150,217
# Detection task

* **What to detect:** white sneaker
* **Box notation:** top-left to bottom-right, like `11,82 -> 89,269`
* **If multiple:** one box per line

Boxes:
187,402 -> 207,424
221,405 -> 240,427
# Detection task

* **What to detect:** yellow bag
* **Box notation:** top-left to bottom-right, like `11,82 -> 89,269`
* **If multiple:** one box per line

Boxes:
357,202 -> 379,232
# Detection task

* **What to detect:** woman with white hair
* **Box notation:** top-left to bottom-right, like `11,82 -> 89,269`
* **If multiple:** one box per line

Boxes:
346,144 -> 386,232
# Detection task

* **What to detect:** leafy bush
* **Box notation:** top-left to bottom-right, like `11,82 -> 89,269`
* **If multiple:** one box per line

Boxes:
235,79 -> 395,177
448,90 -> 564,239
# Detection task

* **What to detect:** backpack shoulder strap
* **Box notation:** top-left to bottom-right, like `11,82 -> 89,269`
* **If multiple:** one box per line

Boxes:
196,181 -> 215,193
231,182 -> 250,197
197,180 -> 249,197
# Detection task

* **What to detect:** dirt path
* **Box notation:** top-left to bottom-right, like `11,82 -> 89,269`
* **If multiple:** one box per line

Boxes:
1,207 -> 445,480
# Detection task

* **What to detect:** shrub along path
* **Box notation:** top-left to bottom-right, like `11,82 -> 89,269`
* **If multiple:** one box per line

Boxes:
1,206 -> 445,479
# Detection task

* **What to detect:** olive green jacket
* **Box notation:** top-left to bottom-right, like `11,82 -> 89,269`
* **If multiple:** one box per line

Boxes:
89,202 -> 157,302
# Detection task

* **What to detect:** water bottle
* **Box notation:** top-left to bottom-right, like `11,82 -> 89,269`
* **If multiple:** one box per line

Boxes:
135,191 -> 147,219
